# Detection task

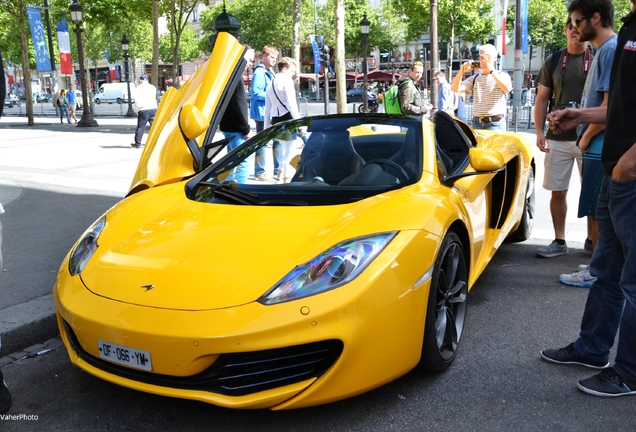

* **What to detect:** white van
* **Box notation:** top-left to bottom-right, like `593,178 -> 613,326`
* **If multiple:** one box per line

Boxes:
94,83 -> 135,104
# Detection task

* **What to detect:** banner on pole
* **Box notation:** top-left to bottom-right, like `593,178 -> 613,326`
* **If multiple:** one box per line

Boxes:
26,7 -> 53,72
310,35 -> 323,72
57,18 -> 73,75
521,0 -> 529,53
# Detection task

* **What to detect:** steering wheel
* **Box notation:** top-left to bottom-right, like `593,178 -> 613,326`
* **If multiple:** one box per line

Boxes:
361,159 -> 409,184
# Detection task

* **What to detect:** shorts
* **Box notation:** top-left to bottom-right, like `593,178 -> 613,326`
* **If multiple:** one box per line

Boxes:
578,134 -> 604,218
542,139 -> 582,191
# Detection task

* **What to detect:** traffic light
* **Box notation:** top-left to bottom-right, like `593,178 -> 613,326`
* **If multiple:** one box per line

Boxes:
321,45 -> 330,67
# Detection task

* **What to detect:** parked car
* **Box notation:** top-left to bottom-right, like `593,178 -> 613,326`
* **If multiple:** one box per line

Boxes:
54,32 -> 536,410
36,92 -> 51,103
346,87 -> 365,103
74,90 -> 83,109
3,93 -> 20,108
94,83 -> 134,104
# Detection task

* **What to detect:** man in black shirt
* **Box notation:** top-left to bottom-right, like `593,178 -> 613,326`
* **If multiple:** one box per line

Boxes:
543,0 -> 636,397
219,47 -> 255,184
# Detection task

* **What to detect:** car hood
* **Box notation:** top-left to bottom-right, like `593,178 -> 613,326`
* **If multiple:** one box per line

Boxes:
128,32 -> 246,194
79,184 -> 430,311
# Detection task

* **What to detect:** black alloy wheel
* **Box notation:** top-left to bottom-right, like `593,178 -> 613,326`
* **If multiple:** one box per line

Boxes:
507,165 -> 535,242
420,231 -> 468,372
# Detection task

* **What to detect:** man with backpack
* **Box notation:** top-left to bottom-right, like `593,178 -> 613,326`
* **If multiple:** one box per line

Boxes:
383,62 -> 432,115
534,16 -> 593,259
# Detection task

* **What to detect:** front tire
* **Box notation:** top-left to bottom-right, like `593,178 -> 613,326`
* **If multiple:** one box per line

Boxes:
507,166 -> 535,242
420,231 -> 468,373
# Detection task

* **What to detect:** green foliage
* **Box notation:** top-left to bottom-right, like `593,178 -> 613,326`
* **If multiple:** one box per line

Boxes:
392,0 -> 495,48
506,0 -> 567,50
198,0 -> 405,60
159,25 -> 199,64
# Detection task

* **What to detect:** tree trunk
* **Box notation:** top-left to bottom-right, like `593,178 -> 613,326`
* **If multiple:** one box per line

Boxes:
293,0 -> 301,94
19,11 -> 34,125
152,0 -> 160,91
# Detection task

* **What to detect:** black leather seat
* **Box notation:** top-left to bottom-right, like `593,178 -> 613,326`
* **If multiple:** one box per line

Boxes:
290,132 -> 325,182
389,127 -> 419,180
301,131 -> 365,184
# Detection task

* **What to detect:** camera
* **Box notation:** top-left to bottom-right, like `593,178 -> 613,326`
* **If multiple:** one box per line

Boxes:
471,62 -> 481,69
558,101 -> 579,110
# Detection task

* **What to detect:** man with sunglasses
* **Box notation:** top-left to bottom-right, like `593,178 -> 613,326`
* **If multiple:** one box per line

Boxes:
451,43 -> 512,132
534,17 -> 593,259
542,0 -> 636,398
554,0 -> 616,285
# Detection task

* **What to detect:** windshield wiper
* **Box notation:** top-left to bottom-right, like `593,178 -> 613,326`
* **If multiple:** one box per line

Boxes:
199,181 -> 261,205
198,181 -> 307,206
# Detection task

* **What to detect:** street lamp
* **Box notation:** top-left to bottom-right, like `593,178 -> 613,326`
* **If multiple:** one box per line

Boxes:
360,13 -> 370,113
69,0 -> 98,127
121,34 -> 137,117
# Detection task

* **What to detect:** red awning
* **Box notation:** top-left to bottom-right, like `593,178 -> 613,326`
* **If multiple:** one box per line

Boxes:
366,69 -> 401,82
165,74 -> 191,84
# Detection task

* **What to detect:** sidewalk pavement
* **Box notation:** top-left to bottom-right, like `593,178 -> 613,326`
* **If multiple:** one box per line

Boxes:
0,115 -> 581,357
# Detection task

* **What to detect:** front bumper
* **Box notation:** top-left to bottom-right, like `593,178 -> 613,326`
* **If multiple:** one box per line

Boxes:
54,230 -> 437,409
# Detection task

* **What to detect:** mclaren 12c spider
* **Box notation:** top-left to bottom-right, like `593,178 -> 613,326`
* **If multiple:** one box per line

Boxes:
54,33 -> 535,409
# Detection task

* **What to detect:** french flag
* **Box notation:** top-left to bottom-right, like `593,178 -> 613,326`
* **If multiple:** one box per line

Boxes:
57,18 -> 72,75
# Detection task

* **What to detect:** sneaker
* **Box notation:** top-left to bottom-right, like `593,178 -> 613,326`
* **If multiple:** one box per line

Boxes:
536,240 -> 568,258
584,238 -> 594,254
131,143 -> 141,148
560,264 -> 597,288
0,379 -> 11,414
578,367 -> 636,397
255,173 -> 271,181
541,343 -> 609,369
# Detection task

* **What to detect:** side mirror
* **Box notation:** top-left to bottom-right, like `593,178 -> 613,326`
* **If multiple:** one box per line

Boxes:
179,104 -> 208,140
469,148 -> 504,172
441,147 -> 505,187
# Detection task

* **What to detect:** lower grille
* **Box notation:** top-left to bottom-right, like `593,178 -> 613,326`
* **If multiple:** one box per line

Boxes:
63,320 -> 343,397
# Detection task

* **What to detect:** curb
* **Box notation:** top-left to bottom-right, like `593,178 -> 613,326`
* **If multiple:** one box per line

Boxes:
0,294 -> 58,356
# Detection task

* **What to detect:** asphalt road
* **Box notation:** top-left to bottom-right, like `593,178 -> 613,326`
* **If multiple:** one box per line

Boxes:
2,113 -> 630,430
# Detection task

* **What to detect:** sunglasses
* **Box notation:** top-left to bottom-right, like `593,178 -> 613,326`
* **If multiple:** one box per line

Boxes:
571,14 -> 594,29
413,61 -> 423,66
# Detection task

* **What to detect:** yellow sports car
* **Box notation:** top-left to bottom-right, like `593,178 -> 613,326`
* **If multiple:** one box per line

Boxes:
54,33 -> 535,409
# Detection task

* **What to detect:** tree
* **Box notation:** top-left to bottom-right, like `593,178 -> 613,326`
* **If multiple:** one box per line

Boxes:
394,0 -> 495,71
0,0 -> 36,125
159,25 -> 199,66
163,0 -> 205,88
506,0 -> 566,55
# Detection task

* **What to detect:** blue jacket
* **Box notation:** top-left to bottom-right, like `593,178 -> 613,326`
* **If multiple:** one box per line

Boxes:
249,64 -> 274,121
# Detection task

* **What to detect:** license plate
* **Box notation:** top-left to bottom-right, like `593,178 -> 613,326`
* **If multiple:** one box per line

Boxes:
97,340 -> 152,371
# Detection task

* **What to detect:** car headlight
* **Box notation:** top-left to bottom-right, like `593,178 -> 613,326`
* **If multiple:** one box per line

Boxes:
68,215 -> 106,276
258,232 -> 397,305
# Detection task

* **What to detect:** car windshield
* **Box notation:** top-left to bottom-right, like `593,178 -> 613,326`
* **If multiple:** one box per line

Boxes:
188,114 -> 422,206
